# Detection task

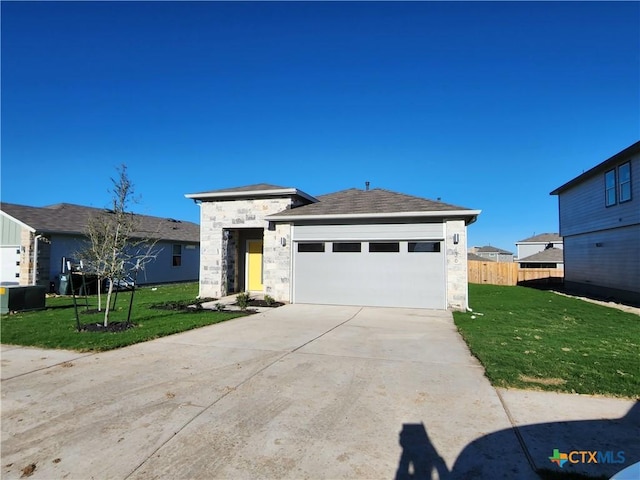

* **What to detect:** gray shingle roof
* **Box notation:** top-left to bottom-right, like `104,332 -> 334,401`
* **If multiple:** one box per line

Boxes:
189,183 -> 289,195
1,202 -> 199,243
268,188 -> 476,218
517,233 -> 562,243
185,183 -> 318,204
517,247 -> 564,263
475,245 -> 513,254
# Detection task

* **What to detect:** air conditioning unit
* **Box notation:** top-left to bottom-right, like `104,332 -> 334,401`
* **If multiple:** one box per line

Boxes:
0,285 -> 46,314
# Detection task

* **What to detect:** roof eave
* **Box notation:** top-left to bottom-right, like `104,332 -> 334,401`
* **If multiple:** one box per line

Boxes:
267,209 -> 481,224
185,188 -> 318,203
550,140 -> 640,195
0,210 -> 36,232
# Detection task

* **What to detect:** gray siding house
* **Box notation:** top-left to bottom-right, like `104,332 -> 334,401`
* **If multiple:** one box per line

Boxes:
0,203 -> 199,291
186,184 -> 480,310
550,141 -> 639,304
515,233 -> 564,269
469,245 -> 514,263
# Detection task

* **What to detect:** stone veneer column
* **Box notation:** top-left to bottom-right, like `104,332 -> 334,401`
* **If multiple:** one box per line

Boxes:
198,198 -> 293,301
18,229 -> 33,286
262,222 -> 292,302
445,219 -> 468,311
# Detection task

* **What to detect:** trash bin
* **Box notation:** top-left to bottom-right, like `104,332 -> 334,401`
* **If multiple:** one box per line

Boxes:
58,274 -> 70,295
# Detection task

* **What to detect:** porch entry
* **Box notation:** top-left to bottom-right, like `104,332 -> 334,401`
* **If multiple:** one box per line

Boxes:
246,239 -> 264,291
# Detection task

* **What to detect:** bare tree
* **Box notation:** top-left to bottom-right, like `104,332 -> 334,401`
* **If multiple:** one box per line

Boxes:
79,165 -> 158,326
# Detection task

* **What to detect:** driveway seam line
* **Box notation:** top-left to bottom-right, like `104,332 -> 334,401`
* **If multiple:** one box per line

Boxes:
495,388 -> 538,474
289,307 -> 364,354
1,352 -> 96,381
123,349 -> 290,479
291,349 -> 486,367
124,308 -> 363,479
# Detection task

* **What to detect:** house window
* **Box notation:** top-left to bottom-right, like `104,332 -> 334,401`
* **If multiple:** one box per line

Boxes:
172,245 -> 182,266
619,162 -> 631,203
369,242 -> 400,253
605,169 -> 617,206
408,242 -> 441,253
298,243 -> 325,253
332,242 -> 361,253
521,263 -> 557,269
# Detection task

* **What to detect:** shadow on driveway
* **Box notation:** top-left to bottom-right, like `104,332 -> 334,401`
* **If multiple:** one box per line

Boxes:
395,403 -> 639,480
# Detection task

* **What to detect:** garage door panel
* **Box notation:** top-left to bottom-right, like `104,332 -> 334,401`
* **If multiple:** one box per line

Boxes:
293,242 -> 445,309
293,224 -> 444,241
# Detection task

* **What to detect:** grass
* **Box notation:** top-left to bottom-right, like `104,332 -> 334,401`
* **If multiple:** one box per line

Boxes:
453,284 -> 639,398
0,282 -> 244,352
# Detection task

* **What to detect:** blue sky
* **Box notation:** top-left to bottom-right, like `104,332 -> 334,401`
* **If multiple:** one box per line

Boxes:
2,1 -> 638,252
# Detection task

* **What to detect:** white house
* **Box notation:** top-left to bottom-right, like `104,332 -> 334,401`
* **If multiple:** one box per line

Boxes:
186,184 -> 480,310
550,141 -> 639,304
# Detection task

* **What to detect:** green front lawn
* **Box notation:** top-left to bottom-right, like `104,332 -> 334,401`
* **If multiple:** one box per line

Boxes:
453,284 -> 639,398
0,283 -> 244,352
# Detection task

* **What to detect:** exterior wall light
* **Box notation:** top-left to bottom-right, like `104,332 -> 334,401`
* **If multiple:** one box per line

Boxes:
453,233 -> 460,245
280,237 -> 287,247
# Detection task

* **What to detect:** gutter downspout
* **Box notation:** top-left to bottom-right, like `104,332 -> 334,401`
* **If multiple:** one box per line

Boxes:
32,234 -> 43,285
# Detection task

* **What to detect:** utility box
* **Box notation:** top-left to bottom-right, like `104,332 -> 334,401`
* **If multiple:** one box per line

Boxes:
58,274 -> 70,295
0,285 -> 46,314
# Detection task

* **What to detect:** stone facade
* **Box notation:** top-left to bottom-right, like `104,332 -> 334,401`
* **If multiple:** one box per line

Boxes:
263,222 -> 292,301
198,198 -> 295,300
196,189 -> 473,310
445,219 -> 469,311
18,229 -> 33,286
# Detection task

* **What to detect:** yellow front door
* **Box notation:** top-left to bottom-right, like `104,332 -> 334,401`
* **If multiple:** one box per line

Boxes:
247,240 -> 264,291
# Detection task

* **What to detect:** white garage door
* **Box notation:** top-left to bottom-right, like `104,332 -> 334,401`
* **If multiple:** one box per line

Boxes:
1,246 -> 21,285
292,224 -> 446,309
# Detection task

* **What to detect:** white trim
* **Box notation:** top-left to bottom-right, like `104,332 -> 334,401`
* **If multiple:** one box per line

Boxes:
185,188 -> 318,204
443,221 -> 449,309
0,210 -> 36,232
268,209 -> 481,223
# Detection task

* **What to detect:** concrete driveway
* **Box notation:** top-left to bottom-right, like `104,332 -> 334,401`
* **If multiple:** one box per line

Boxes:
1,304 -> 636,479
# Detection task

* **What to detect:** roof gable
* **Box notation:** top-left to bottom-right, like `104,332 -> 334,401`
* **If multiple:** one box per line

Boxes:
0,202 -> 199,243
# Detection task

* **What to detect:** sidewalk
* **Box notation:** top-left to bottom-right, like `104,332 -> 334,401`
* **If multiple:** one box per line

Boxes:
496,388 -> 638,478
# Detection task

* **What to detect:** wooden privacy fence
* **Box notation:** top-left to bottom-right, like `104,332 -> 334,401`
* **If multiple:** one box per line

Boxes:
467,260 -> 564,286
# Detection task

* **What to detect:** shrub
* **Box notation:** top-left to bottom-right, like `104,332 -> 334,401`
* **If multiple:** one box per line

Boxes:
236,292 -> 251,311
264,295 -> 275,306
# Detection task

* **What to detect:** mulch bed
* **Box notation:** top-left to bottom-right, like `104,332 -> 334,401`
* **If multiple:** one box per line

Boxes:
80,321 -> 135,333
235,300 -> 285,308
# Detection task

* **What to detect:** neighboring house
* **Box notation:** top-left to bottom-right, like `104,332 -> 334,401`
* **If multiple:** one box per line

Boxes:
469,245 -> 514,263
516,247 -> 564,269
515,233 -> 564,269
185,184 -> 480,310
550,141 -> 639,304
0,202 -> 200,290
467,252 -> 494,262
